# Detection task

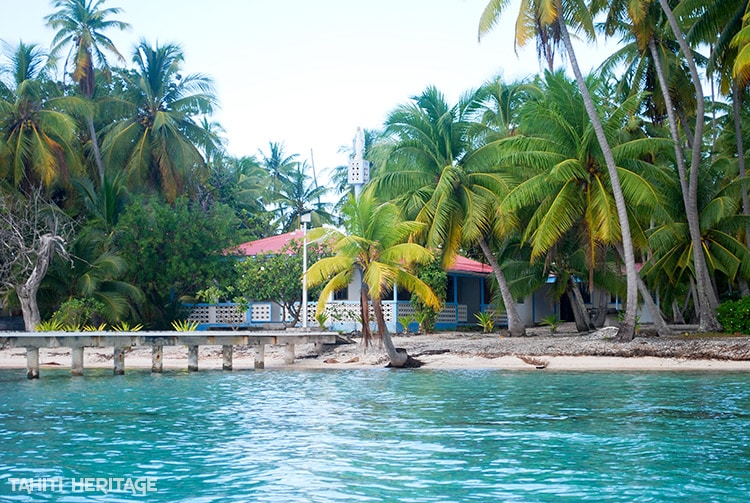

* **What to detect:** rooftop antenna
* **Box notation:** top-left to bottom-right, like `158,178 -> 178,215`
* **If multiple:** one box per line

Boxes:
347,126 -> 369,199
310,148 -> 319,190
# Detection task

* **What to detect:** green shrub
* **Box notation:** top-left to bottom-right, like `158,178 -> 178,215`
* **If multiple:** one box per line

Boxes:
51,298 -> 106,329
717,297 -> 750,334
410,259 -> 447,334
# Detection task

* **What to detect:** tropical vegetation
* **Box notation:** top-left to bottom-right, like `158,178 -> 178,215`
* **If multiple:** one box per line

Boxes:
0,0 -> 748,347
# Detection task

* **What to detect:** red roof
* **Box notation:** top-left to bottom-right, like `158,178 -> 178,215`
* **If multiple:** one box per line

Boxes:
230,230 -> 304,256
231,232 -> 492,276
449,256 -> 492,275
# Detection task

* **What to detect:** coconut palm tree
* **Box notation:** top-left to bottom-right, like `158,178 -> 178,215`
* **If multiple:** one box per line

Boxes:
0,41 -> 85,194
595,1 -> 696,130
594,0 -> 723,332
642,158 -> 750,320
271,161 -> 333,232
498,70 -> 673,334
652,0 -> 722,331
228,155 -> 270,214
101,40 -> 216,202
478,0 -> 563,72
260,141 -> 298,198
372,85 -> 528,336
688,0 -> 750,294
479,0 -> 641,341
46,0 -> 129,186
307,191 -> 440,367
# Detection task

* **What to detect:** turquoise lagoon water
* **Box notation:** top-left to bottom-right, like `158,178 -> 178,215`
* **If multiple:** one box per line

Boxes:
1,368 -> 749,502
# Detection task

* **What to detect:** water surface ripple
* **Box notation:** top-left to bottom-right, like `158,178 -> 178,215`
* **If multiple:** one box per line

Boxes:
1,369 -> 749,502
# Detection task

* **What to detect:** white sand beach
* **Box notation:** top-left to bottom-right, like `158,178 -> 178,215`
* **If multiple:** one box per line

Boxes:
2,327 -> 749,372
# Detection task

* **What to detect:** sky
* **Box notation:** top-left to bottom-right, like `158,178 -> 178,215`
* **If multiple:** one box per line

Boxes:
0,0 -> 613,184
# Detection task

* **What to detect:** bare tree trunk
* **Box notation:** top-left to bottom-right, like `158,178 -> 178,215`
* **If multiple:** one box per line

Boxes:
478,236 -> 526,336
658,0 -> 722,332
566,277 -> 594,332
373,298 -> 408,367
556,14 -> 638,342
16,234 -> 63,331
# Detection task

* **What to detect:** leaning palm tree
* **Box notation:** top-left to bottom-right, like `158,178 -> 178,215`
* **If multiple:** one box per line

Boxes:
479,0 -> 641,341
46,0 -> 129,185
594,0 -> 722,332
689,0 -> 750,295
101,40 -> 216,202
307,191 -> 440,368
499,70 -> 673,334
373,85 -> 529,336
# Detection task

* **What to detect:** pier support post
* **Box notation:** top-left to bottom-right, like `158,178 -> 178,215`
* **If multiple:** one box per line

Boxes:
314,342 -> 325,356
71,347 -> 84,376
222,345 -> 233,371
284,344 -> 295,364
254,344 -> 265,369
26,347 -> 39,379
152,346 -> 163,373
113,347 -> 125,375
188,345 -> 199,372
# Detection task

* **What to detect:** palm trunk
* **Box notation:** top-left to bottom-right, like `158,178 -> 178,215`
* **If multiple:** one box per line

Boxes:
373,297 -> 408,367
671,299 -> 686,324
478,236 -> 526,336
648,39 -> 690,203
87,116 -> 106,186
732,81 -> 750,253
614,242 -> 672,336
566,277 -> 594,332
658,0 -> 722,332
636,276 -> 672,336
592,286 -> 609,327
556,15 -> 638,342
360,285 -> 373,348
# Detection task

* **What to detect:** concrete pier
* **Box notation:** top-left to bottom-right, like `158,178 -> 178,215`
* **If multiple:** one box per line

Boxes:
1,330 -> 335,378
113,347 -> 125,375
188,345 -> 199,372
222,345 -> 232,371
71,347 -> 84,376
284,344 -> 295,364
26,347 -> 39,379
254,344 -> 265,369
152,346 -> 163,373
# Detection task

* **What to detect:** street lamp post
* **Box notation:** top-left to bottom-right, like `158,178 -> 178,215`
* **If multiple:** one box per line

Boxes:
300,211 -> 312,329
